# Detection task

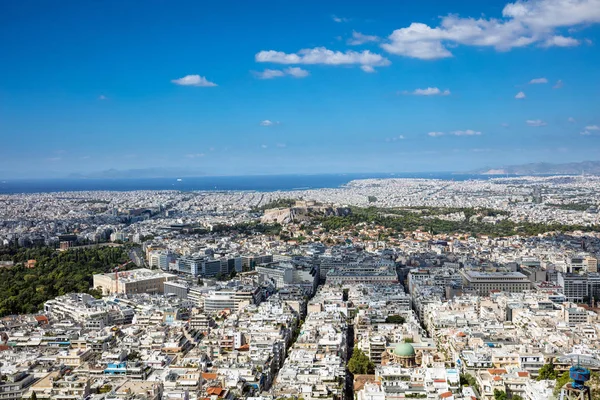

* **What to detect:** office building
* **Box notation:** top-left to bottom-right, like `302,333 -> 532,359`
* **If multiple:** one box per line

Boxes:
460,271 -> 531,296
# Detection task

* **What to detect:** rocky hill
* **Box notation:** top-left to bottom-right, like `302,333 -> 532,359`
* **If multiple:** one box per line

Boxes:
261,200 -> 351,224
472,161 -> 600,175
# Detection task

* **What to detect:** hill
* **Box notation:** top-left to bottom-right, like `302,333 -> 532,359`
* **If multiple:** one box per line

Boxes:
472,161 -> 600,175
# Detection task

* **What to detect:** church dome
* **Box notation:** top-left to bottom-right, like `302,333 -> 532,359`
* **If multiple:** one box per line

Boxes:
393,342 -> 416,357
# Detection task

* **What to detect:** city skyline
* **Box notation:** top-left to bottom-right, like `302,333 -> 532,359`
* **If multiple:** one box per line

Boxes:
1,0 -> 600,177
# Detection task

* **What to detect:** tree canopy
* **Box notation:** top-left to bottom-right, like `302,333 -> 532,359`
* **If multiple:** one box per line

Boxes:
347,347 -> 375,375
0,246 -> 131,316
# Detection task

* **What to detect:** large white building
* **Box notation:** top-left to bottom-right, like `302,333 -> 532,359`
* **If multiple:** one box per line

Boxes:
460,271 -> 531,296
93,268 -> 176,295
256,262 -> 319,294
327,264 -> 398,285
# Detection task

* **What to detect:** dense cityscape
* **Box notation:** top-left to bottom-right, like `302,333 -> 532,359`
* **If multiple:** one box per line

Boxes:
0,176 -> 598,399
3,0 -> 600,398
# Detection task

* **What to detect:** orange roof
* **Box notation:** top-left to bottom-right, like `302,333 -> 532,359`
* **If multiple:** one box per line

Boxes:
518,371 -> 529,377
238,344 -> 250,351
207,387 -> 223,396
35,315 -> 48,322
488,368 -> 507,375
440,392 -> 453,398
202,373 -> 218,380
434,379 -> 446,383
493,376 -> 503,381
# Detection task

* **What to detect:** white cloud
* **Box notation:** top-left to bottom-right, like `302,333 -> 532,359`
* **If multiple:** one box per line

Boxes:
348,31 -> 380,45
171,75 -> 217,87
568,117 -> 576,123
255,67 -> 309,79
260,144 -> 268,149
255,69 -> 286,79
285,67 -> 310,78
98,95 -> 107,100
526,119 -> 547,127
580,130 -> 592,135
553,79 -> 564,88
451,129 -> 482,136
332,15 -> 349,23
260,120 -> 280,127
408,87 -> 451,96
380,0 -> 600,60
386,135 -> 406,142
585,125 -> 600,130
515,91 -> 526,99
529,77 -> 548,84
543,35 -> 580,47
361,65 -> 376,73
428,131 -> 445,137
186,153 -> 205,159
255,47 -> 391,72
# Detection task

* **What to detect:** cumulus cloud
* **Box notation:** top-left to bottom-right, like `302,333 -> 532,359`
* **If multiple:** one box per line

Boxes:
585,125 -> 600,130
332,15 -> 349,23
553,79 -> 564,88
580,130 -> 592,135
348,31 -> 380,45
260,120 -> 280,127
255,69 -> 286,79
255,47 -> 391,72
515,91 -> 526,99
171,75 -> 217,87
529,77 -> 548,84
451,129 -> 482,136
406,87 -> 451,96
543,35 -> 580,47
254,67 -> 309,79
380,0 -> 600,60
428,131 -> 445,137
386,135 -> 406,142
526,119 -> 547,127
285,67 -> 310,78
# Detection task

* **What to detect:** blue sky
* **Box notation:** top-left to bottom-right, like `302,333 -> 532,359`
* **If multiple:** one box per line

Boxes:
1,0 -> 600,177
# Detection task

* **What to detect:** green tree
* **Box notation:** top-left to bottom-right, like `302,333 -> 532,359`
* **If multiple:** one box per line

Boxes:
493,389 -> 507,400
538,361 -> 557,381
347,347 -> 375,375
554,371 -> 571,396
385,315 -> 406,324
512,396 -> 524,400
460,373 -> 477,388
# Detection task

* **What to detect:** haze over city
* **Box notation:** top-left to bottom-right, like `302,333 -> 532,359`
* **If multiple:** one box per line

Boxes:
1,0 -> 600,178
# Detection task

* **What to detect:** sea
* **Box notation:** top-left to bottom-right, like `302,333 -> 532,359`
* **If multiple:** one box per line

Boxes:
0,173 -> 504,194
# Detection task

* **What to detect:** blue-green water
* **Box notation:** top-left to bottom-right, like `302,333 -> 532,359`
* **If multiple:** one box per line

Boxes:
0,173 -> 504,194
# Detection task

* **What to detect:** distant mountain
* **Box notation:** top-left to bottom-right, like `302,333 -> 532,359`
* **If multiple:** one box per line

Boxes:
471,161 -> 600,175
67,168 -> 206,179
